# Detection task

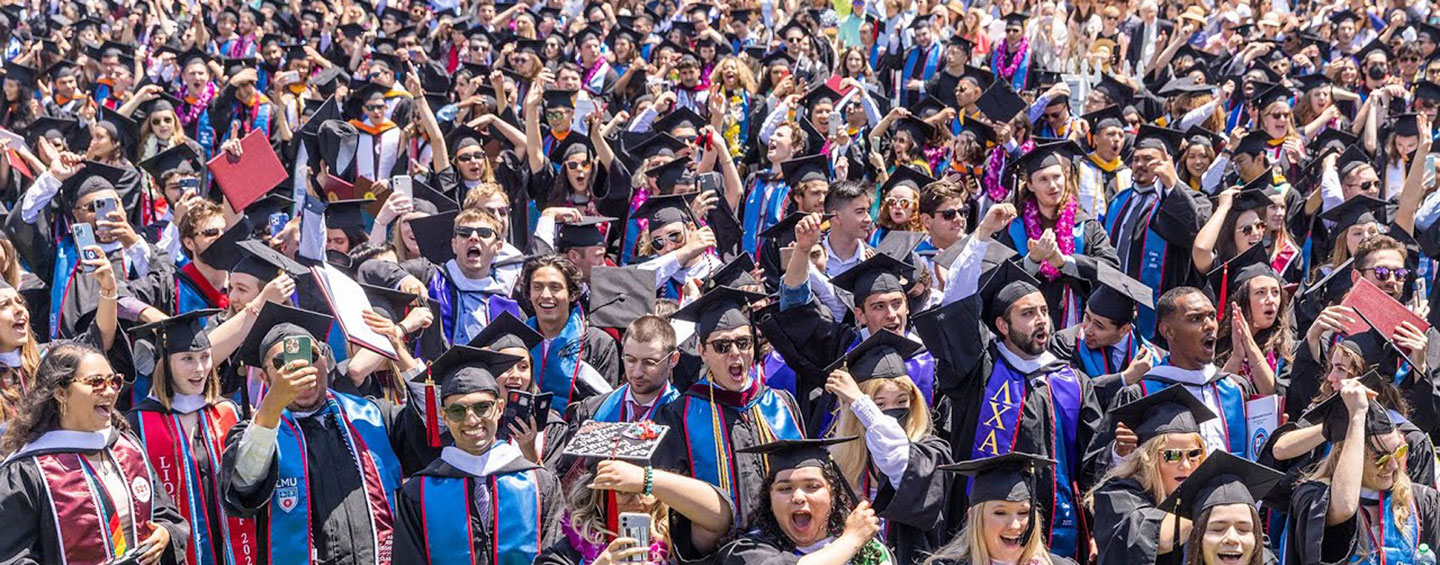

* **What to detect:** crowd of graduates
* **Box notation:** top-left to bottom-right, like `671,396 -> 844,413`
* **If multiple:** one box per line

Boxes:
5,0 -> 1440,563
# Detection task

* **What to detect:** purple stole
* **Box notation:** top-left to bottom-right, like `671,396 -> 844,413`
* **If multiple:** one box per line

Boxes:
32,433 -> 157,565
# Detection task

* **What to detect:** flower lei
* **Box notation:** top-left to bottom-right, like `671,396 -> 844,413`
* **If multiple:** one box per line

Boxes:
996,37 -> 1029,80
984,139 -> 1036,202
849,538 -> 890,565
1022,196 -> 1076,281
560,511 -> 669,564
180,82 -> 216,127
725,91 -> 746,158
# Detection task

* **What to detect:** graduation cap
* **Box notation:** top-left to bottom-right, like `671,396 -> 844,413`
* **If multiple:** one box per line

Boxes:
137,90 -> 186,119
59,161 -> 129,210
735,436 -> 858,476
1390,113 -> 1422,137
707,254 -> 759,291
760,49 -> 797,68
759,212 -> 832,240
411,180 -> 459,215
979,256 -> 1043,329
1206,242 -> 1279,313
546,135 -> 594,165
587,266 -> 656,329
96,106 -> 139,154
1157,450 -> 1285,518
894,116 -> 934,141
1026,70 -> 1063,93
1232,130 -> 1273,156
1002,12 -> 1030,26
940,452 -> 1055,505
631,191 -> 694,229
1184,125 -> 1225,151
1005,139 -> 1083,178
543,89 -> 578,110
1292,73 -> 1334,94
468,311 -> 544,351
415,345 -> 521,397
555,216 -> 612,249
1158,75 -> 1215,96
960,65 -> 995,89
628,133 -> 689,161
1111,385 -> 1219,444
132,308 -> 223,355
359,282 -> 419,322
830,252 -> 916,303
243,192 -> 296,227
2,61 -> 37,84
1081,105 -> 1125,130
231,239 -> 309,282
137,142 -> 202,179
671,286 -> 764,340
803,83 -> 845,109
607,26 -> 642,47
1330,8 -> 1361,24
781,154 -> 831,187
975,81 -> 1027,124
1249,82 -> 1292,110
1356,37 -> 1392,61
323,198 -> 374,231
959,119 -> 997,147
821,329 -> 923,382
880,165 -> 938,196
1231,172 -> 1282,212
1298,392 -> 1396,443
195,216 -> 254,270
238,302 -> 334,369
46,60 -> 79,81
652,107 -> 706,134
1088,262 -> 1153,325
877,231 -> 926,261
1320,195 -> 1389,229
26,116 -> 80,149
1313,128 -> 1360,155
563,420 -> 673,462
1091,74 -> 1136,105
407,211 -> 459,264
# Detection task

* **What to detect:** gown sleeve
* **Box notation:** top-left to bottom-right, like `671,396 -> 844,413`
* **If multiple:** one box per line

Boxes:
390,480 -> 429,565
0,459 -> 45,565
1092,478 -> 1168,565
1286,479 -> 1356,565
1420,485 -> 1440,551
713,537 -> 800,565
871,434 -> 952,529
219,420 -> 281,518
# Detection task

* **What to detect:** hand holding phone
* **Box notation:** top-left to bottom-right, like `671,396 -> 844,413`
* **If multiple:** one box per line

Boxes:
282,336 -> 313,368
74,223 -> 100,273
618,513 -> 652,563
392,174 -> 413,198
497,390 -> 533,442
93,197 -> 119,237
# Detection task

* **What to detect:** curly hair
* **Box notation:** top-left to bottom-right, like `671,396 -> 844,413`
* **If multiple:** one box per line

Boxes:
563,468 -> 672,547
520,254 -> 585,311
749,462 -> 857,552
0,342 -> 128,455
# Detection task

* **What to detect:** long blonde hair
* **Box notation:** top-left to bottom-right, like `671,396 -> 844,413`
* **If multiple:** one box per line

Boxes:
1305,434 -> 1416,543
1085,432 -> 1206,509
831,376 -> 933,493
564,469 -> 672,547
923,501 -> 1054,565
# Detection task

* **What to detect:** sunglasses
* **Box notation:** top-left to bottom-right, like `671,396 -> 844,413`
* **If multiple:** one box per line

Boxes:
886,197 -> 915,207
565,160 -> 592,171
706,336 -> 754,354
199,227 -> 223,238
1238,221 -> 1266,236
1266,111 -> 1292,119
443,400 -> 499,421
270,351 -> 322,370
1403,56 -> 1422,63
484,206 -> 511,217
1007,27 -> 1023,34
151,116 -> 175,125
456,152 -> 483,163
1358,180 -> 1380,192
1161,448 -> 1206,463
1372,443 -> 1410,467
74,373 -> 125,390
365,103 -> 387,111
1045,111 -> 1067,120
933,208 -> 965,221
454,225 -> 497,240
650,231 -> 685,250
1364,266 -> 1410,281
545,110 -> 567,120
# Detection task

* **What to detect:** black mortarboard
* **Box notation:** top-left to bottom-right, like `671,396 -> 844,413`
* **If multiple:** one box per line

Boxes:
543,89 -> 578,109
546,135 -> 594,165
138,143 -> 202,179
323,198 -> 373,231
735,436 -> 858,475
1413,81 -> 1440,104
607,26 -> 641,47
1390,113 -> 1421,137
959,119 -> 997,147
1293,73 -> 1334,93
359,282 -> 419,322
26,116 -> 80,149
1111,385 -> 1219,444
240,302 -> 334,368
411,180 -> 458,215
1158,75 -> 1215,96
1184,125 -> 1225,150
46,60 -> 79,81
975,81 -> 1027,123
1249,82 -> 1292,110
1002,12 -> 1030,26
781,154 -> 831,186
877,231 -> 927,261
555,215 -> 612,249
587,266 -> 656,329
880,164 -> 938,196
243,193 -> 296,226
759,212 -> 832,240
1331,9 -> 1361,24
627,133 -> 689,161
1418,23 -> 1440,43
979,256 -> 1043,329
1299,393 -> 1397,442
1206,242 -> 1278,305
2,61 -> 36,84
59,161 -> 128,209
1132,124 -> 1187,156
631,191 -> 693,227
803,83 -> 844,109
671,286 -> 764,339
894,116 -> 934,141
1088,262 -> 1153,325
1356,37 -> 1392,61
1082,105 -> 1126,130
653,107 -> 706,134
708,254 -> 758,290
830,253 -> 915,303
1093,74 -> 1136,105
1314,128 -> 1360,155
822,329 -> 923,382
1158,450 -> 1285,518
96,106 -> 139,152
232,239 -> 309,281
415,345 -> 522,397
137,91 -> 186,119
406,211 -> 459,264
1006,139 -> 1083,178
760,49 -> 797,68
196,217 -> 254,271
1321,195 -> 1389,228
133,308 -> 222,354
960,65 -> 995,89
939,452 -> 1055,505
1231,172 -> 1282,212
466,310 -> 544,352
1026,70 -> 1063,93
1232,130 -> 1272,156
515,39 -> 545,57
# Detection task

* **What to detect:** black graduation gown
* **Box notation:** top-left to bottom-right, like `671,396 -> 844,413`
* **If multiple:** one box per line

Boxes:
0,430 -> 189,565
868,433 -> 954,564
1106,185 -> 1212,299
995,218 -> 1121,329
533,484 -> 730,564
423,150 -> 532,244
1092,477 -> 1179,565
912,293 -> 1106,559
217,396 -> 426,565
755,297 -> 872,433
652,382 -> 806,527
392,454 -> 563,564
1048,324 -> 1169,408
1287,480 -> 1440,565
713,534 -> 896,565
124,398 -> 238,564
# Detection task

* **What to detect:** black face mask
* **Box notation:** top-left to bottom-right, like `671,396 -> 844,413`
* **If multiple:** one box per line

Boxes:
1369,65 -> 1389,80
882,407 -> 910,423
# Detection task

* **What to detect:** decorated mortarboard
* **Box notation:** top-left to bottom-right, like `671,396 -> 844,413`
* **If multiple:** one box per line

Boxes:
406,210 -> 460,264
132,308 -> 223,354
1206,242 -> 1279,312
138,142 -> 202,178
671,285 -> 764,339
555,215 -> 612,250
653,106 -> 706,133
1320,195 -> 1389,228
781,154 -> 831,186
238,302 -> 334,368
587,266 -> 656,329
974,81 -> 1028,124
1082,105 -> 1126,130
563,420 -> 672,462
322,198 -> 374,231
1158,451 -> 1285,518
829,252 -> 916,303
1298,392 -> 1396,442
1005,139 -> 1083,178
821,329 -> 924,382
736,436 -> 857,475
467,311 -> 544,352
1111,385 -> 1218,444
707,254 -> 759,290
1088,262 -> 1153,325
939,452 -> 1056,505
630,191 -> 694,226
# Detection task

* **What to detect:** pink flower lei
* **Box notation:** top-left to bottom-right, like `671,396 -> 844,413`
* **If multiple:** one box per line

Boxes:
561,511 -> 669,564
1022,196 -> 1076,281
996,37 -> 1029,80
180,82 -> 216,127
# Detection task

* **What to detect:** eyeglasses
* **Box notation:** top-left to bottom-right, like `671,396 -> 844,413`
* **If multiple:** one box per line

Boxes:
1161,448 -> 1206,463
454,225 -> 497,240
270,351 -> 322,370
1363,266 -> 1410,281
74,373 -> 125,390
365,103 -> 387,111
484,206 -> 511,217
1372,443 -> 1410,467
1045,110 -> 1067,120
1403,56 -> 1422,63
706,336 -> 754,353
650,231 -> 685,250
443,400 -> 499,421
1238,221 -> 1266,236
545,110 -> 567,120
565,160 -> 592,171
456,151 -> 483,163
199,227 -> 223,238
933,208 -> 965,220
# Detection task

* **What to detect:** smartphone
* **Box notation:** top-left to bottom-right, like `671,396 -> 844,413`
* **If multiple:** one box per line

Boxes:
269,212 -> 291,238
697,172 -> 721,196
618,513 -> 651,563
496,390 -> 533,442
93,197 -> 118,236
282,336 -> 313,368
177,176 -> 200,196
533,392 -> 553,430
74,223 -> 99,272
276,70 -> 300,87
828,110 -> 841,138
392,174 -> 413,198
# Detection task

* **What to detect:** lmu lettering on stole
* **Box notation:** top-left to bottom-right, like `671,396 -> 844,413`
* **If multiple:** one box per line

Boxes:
276,477 -> 300,513
157,458 -> 177,498
979,383 -> 1018,455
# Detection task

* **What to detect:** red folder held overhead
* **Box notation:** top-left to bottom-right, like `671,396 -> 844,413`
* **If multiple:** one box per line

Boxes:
1340,277 -> 1431,341
207,129 -> 289,213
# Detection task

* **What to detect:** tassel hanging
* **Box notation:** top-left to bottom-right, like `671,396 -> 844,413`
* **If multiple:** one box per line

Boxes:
1217,265 -> 1229,322
425,369 -> 440,448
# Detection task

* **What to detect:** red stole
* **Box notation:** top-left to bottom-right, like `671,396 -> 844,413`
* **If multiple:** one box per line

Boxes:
180,263 -> 230,310
33,433 -> 156,565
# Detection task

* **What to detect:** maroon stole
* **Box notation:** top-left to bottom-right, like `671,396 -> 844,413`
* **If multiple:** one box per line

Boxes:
32,433 -> 156,565
138,402 -> 260,565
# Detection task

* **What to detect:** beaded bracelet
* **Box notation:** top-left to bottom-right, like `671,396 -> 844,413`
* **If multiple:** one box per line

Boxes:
643,465 -> 654,496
